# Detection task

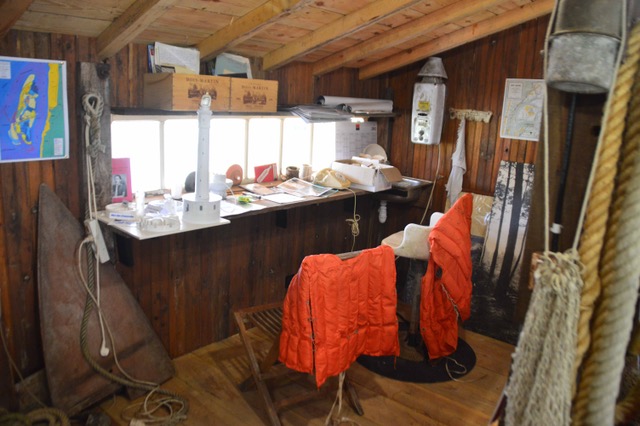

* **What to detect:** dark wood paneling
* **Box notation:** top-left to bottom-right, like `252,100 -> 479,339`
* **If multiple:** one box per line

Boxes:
0,15 -> 553,403
384,17 -> 548,219
0,30 -> 96,405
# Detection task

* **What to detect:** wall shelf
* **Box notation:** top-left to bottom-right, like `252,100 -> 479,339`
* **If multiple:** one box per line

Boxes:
111,107 -> 398,121
111,107 -> 293,117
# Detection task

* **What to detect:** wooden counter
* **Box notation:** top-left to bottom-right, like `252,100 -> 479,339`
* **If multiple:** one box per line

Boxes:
108,187 -> 385,358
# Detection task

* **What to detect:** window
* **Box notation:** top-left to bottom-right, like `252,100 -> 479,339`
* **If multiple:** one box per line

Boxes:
111,115 -> 339,193
111,120 -> 161,193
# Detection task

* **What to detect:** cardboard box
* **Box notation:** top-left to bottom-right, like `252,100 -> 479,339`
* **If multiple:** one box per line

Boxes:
229,78 -> 278,112
143,73 -> 231,111
331,160 -> 403,192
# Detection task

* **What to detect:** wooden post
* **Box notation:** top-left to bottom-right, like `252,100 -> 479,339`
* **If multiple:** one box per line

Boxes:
77,62 -> 112,213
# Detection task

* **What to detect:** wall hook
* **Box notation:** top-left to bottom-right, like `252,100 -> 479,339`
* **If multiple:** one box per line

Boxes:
449,108 -> 492,123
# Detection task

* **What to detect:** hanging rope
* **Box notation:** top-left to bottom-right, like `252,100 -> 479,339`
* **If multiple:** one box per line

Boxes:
571,31 -> 640,424
78,93 -> 189,424
572,20 -> 640,390
503,2 -> 585,423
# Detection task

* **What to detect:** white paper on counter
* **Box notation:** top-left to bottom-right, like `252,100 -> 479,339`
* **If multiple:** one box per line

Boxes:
221,198 -> 267,217
262,193 -> 306,204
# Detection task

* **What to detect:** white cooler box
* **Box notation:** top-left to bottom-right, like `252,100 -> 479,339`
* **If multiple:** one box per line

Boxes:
331,159 -> 403,192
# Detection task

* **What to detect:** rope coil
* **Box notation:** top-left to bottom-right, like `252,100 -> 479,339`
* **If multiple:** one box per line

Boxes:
82,93 -> 106,158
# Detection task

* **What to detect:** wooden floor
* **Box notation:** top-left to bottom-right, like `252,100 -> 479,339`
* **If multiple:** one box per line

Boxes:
100,329 -> 514,425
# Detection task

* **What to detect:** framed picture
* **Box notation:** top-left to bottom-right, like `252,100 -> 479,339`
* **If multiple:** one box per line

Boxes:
499,78 -> 544,142
0,56 -> 69,163
112,158 -> 133,203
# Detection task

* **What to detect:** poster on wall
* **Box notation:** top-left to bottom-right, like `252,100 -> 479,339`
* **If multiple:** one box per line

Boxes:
112,158 -> 133,203
499,78 -> 544,141
0,56 -> 69,163
465,160 -> 535,345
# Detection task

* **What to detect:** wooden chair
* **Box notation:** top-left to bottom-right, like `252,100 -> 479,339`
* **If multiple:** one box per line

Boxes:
234,301 -> 363,426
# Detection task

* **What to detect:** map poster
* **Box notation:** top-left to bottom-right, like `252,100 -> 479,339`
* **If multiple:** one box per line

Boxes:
0,56 -> 69,163
499,78 -> 544,142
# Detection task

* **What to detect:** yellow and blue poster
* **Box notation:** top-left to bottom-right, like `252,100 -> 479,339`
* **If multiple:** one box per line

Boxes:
0,56 -> 69,163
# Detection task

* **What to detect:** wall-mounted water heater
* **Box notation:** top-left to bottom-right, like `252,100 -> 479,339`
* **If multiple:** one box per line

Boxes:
411,57 -> 447,145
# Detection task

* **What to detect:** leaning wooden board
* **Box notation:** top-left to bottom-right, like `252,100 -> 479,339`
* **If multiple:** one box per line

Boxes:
37,184 -> 175,415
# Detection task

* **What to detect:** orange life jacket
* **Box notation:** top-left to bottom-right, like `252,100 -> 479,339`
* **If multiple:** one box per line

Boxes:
279,245 -> 400,387
420,193 -> 473,360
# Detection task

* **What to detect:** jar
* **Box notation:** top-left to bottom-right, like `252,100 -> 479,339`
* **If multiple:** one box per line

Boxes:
286,166 -> 299,179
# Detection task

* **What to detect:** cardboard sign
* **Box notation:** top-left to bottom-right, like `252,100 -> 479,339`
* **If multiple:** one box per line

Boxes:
254,163 -> 277,183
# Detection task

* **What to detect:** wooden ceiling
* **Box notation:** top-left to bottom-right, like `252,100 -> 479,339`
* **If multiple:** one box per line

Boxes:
1,0 -> 552,79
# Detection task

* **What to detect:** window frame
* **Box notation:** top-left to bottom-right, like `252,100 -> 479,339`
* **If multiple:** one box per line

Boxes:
110,113 -> 327,193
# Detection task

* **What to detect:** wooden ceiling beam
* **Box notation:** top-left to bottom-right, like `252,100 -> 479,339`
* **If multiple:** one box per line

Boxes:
198,0 -> 312,62
263,0 -> 425,71
0,0 -> 34,38
359,0 -> 554,80
313,0 -> 508,76
97,0 -> 179,60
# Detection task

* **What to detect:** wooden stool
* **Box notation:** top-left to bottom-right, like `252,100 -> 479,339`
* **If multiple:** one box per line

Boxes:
234,302 -> 363,426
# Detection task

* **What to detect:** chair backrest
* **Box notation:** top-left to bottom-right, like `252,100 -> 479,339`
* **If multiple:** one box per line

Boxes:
395,223 -> 433,260
383,212 -> 445,260
429,212 -> 444,227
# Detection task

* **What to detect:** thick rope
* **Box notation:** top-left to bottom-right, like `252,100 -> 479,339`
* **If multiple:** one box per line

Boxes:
573,21 -> 640,389
0,407 -> 71,426
614,324 -> 640,423
571,41 -> 640,424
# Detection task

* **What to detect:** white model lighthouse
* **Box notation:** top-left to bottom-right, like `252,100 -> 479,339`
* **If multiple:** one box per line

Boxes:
182,93 -> 222,224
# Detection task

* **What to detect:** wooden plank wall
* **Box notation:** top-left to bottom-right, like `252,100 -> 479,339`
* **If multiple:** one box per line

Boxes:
0,31 -> 97,408
384,17 -> 547,216
0,16 -> 550,405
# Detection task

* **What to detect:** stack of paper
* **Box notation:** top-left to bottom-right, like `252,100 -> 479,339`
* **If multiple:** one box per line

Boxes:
286,105 -> 353,123
151,42 -> 200,74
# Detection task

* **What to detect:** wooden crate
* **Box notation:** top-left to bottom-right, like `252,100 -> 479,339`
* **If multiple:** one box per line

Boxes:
229,78 -> 278,113
143,73 -> 231,111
